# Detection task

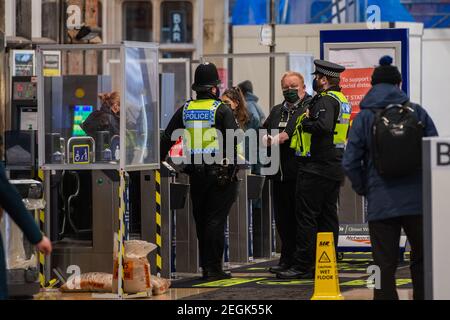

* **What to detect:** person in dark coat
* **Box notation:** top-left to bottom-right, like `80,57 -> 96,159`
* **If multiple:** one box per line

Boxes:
81,92 -> 120,138
262,71 -> 311,274
342,56 -> 438,300
0,164 -> 52,299
238,80 -> 266,126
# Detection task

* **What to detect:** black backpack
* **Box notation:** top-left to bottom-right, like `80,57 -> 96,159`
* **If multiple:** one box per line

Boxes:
372,102 -> 424,178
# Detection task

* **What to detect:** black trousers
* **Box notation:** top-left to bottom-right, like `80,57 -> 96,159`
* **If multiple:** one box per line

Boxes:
292,171 -> 340,271
0,236 -> 7,300
369,215 -> 424,300
190,172 -> 239,271
272,180 -> 297,266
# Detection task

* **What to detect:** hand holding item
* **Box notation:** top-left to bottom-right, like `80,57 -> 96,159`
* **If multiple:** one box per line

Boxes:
262,134 -> 273,147
36,236 -> 52,256
305,108 -> 310,118
278,132 -> 289,144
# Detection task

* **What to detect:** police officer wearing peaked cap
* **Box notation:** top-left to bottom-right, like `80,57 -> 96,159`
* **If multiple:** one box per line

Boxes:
273,59 -> 351,279
160,62 -> 240,280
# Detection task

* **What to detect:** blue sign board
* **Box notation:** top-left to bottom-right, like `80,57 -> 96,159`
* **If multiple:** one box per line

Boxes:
73,144 -> 90,164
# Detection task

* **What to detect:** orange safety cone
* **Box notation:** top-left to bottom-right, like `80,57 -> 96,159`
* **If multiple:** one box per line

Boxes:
311,232 -> 344,300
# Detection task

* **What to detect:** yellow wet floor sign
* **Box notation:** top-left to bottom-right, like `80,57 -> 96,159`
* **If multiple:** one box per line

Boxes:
311,232 -> 344,300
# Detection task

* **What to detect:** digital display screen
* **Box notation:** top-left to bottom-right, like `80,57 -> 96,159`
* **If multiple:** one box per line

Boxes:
72,105 -> 94,137
13,82 -> 37,100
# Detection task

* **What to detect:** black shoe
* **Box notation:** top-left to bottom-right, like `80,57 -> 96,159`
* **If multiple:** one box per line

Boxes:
202,270 -> 232,280
276,267 -> 314,280
269,263 -> 290,274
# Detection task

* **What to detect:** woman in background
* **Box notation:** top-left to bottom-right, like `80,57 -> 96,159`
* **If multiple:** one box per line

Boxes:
222,87 -> 256,131
81,91 -> 121,138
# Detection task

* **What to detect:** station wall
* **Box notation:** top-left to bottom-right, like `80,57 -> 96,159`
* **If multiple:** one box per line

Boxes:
422,29 -> 450,137
232,22 -> 449,135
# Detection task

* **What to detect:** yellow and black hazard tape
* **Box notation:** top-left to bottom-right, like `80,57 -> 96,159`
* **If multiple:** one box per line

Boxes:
37,169 -> 46,288
155,170 -> 162,276
117,170 -> 127,298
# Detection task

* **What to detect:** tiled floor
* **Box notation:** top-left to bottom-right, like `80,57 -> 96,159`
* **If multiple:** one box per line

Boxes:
35,264 -> 413,300
37,285 -> 412,301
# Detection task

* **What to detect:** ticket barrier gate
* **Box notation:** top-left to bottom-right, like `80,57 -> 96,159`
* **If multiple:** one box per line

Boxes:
0,180 -> 45,298
258,180 -> 276,258
228,171 -> 266,264
147,162 -> 192,278
247,174 -> 269,259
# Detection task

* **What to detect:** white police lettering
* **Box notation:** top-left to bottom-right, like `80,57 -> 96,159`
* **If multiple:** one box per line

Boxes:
185,110 -> 211,121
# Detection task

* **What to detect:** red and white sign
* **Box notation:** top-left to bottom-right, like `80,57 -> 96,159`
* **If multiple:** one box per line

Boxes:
329,48 -> 396,120
340,68 -> 373,121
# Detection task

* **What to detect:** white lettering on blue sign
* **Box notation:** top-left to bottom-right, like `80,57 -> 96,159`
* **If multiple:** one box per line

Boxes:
184,110 -> 211,121
172,12 -> 183,43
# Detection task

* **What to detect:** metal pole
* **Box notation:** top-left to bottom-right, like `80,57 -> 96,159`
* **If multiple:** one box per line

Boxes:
269,0 -> 276,110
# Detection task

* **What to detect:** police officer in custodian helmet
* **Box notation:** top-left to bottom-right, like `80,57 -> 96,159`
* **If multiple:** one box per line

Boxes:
160,62 -> 240,280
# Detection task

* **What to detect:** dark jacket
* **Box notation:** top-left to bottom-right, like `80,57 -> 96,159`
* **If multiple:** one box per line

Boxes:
285,86 -> 345,182
0,163 -> 42,299
244,92 -> 266,126
264,94 -> 311,182
342,83 -> 438,222
81,105 -> 120,138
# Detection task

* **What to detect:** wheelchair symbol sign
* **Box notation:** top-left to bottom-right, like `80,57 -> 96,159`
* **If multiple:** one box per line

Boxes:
73,144 -> 90,164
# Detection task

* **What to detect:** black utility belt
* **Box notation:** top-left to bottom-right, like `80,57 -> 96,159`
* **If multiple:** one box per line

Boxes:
188,164 -> 236,175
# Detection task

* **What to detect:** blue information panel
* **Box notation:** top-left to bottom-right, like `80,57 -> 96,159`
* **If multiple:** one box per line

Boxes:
73,145 -> 90,164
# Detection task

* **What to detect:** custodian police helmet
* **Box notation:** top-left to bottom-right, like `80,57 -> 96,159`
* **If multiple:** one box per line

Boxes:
192,62 -> 221,92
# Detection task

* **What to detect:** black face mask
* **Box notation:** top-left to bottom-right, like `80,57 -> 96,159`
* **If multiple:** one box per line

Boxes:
283,89 -> 299,104
312,79 -> 320,93
214,86 -> 221,99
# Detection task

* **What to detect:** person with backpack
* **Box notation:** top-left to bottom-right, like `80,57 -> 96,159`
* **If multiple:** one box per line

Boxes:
342,56 -> 438,300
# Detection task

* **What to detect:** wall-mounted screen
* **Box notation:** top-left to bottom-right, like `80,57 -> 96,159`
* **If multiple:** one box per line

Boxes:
13,82 -> 37,100
72,105 -> 94,137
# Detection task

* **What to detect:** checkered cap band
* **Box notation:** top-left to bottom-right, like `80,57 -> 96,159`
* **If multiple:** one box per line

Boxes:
316,65 -> 341,78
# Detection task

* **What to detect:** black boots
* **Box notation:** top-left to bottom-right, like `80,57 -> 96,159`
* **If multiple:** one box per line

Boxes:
276,267 -> 314,280
268,262 -> 291,274
202,268 -> 232,280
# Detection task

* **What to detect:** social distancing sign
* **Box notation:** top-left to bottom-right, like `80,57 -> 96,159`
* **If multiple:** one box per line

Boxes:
311,232 -> 344,300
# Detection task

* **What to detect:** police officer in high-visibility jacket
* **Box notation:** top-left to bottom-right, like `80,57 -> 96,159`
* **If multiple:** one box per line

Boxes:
160,62 -> 239,280
272,60 -> 351,279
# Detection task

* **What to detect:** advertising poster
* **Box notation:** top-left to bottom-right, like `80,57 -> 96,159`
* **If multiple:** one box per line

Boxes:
43,51 -> 62,77
329,48 -> 396,121
12,50 -> 35,76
